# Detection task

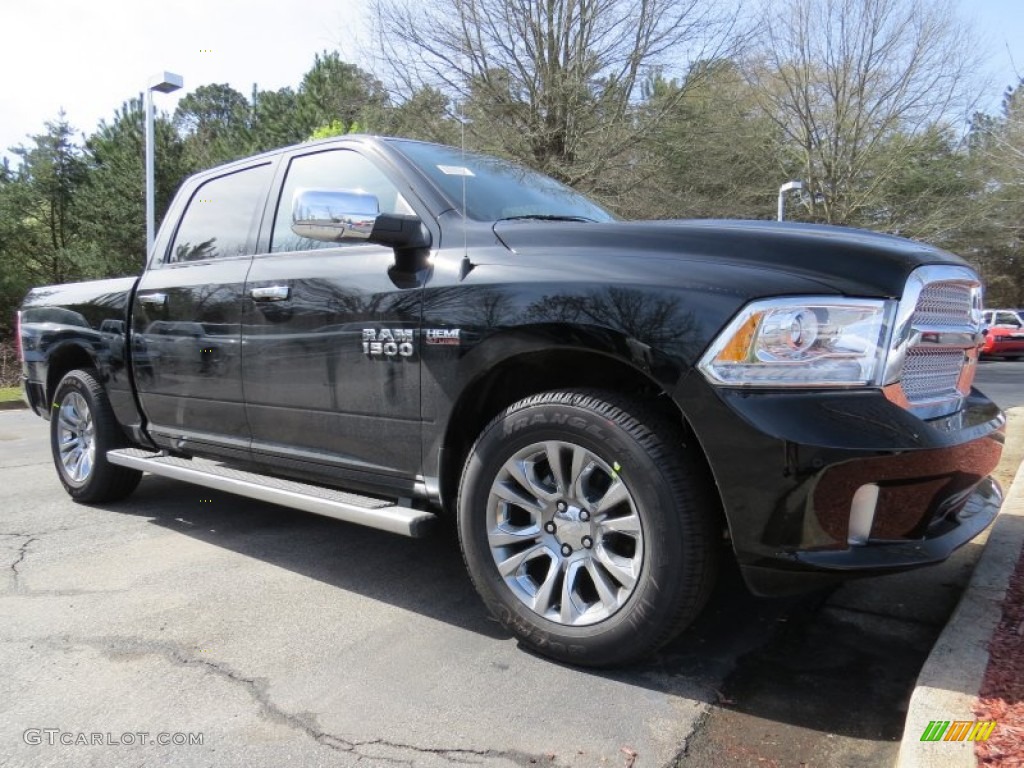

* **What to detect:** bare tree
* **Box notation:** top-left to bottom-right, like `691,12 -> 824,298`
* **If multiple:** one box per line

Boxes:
966,81 -> 1024,306
746,0 -> 981,224
368,0 -> 740,194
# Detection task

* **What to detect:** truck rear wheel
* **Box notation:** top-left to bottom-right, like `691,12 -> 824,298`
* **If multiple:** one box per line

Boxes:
50,368 -> 142,503
457,390 -> 717,667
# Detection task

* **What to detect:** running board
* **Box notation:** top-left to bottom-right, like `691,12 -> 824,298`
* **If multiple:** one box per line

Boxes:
106,448 -> 435,538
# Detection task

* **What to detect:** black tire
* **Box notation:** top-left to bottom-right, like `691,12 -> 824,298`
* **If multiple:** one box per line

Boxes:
457,390 -> 717,667
50,368 -> 142,503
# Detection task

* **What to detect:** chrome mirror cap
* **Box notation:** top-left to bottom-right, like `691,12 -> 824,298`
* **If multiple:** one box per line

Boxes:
291,188 -> 379,242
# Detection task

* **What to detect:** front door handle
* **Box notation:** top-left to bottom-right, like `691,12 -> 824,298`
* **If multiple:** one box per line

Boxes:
249,285 -> 290,302
137,292 -> 167,307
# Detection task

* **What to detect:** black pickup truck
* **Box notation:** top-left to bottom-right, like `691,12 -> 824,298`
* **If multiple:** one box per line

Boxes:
18,135 -> 1005,666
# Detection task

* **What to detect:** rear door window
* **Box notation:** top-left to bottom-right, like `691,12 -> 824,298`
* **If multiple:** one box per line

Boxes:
166,163 -> 273,264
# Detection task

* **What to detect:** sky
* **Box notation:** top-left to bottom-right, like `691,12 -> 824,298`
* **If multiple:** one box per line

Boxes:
0,0 -> 1022,163
965,0 -> 1024,104
0,0 -> 365,161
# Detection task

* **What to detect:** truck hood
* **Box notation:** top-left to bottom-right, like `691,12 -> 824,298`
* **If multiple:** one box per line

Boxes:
492,219 -> 971,298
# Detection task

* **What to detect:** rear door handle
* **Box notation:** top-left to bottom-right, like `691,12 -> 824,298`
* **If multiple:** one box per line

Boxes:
137,292 -> 167,307
249,285 -> 290,302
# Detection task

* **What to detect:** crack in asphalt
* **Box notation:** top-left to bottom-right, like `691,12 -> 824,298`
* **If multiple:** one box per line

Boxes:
0,522 -> 573,764
2,528 -> 73,592
7,536 -> 37,589
1,528 -> 71,539
666,706 -> 711,767
351,738 -> 554,767
37,635 -> 560,767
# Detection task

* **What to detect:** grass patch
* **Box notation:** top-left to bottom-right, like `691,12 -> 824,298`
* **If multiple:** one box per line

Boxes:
0,387 -> 22,403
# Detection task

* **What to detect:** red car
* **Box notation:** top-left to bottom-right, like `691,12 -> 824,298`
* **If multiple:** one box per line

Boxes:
981,309 -> 1024,359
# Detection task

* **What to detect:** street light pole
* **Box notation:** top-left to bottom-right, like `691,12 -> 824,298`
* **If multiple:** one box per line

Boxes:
777,180 -> 804,222
145,72 -> 183,257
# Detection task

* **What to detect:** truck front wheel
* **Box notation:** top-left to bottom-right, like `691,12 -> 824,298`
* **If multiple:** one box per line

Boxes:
457,390 -> 717,666
50,368 -> 142,503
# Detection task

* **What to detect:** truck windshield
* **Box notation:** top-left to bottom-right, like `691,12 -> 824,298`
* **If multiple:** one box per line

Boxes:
389,139 -> 614,223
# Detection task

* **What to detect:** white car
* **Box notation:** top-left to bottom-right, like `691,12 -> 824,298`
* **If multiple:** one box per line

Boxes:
982,309 -> 1024,327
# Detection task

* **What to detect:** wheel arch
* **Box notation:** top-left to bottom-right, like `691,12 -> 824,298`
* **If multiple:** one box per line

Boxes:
45,343 -> 98,407
437,347 -> 722,526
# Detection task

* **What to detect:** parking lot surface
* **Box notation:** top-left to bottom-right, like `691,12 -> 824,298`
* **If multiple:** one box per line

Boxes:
0,409 -> 763,768
976,359 -> 1024,409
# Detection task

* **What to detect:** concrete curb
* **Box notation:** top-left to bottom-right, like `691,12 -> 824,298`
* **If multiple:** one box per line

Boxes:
0,399 -> 27,411
896,455 -> 1024,767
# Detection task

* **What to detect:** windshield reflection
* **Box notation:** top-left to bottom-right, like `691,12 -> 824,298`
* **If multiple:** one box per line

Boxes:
389,139 -> 614,223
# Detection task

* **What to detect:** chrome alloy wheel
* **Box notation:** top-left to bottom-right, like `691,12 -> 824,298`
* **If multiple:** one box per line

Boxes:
56,391 -> 95,485
486,440 -> 645,626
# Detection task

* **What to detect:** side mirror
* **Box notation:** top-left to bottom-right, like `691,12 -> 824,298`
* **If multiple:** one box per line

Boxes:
291,188 -> 379,242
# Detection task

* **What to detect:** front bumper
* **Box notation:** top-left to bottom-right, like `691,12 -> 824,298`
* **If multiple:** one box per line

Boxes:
676,374 -> 1005,596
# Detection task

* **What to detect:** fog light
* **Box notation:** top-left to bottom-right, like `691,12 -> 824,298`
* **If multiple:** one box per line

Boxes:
848,484 -> 879,545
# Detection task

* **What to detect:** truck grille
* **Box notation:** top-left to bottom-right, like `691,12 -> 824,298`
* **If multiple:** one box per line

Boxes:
889,267 -> 982,419
900,348 -> 965,403
912,282 -> 975,328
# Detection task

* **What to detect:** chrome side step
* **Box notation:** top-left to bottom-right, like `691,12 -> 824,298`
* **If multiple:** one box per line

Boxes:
106,448 -> 435,538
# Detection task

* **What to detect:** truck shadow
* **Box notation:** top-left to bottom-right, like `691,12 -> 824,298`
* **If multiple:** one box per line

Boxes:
670,534 -> 994,748
108,474 -> 973,741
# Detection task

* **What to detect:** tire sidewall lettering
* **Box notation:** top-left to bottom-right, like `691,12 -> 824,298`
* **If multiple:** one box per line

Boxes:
503,412 -> 605,439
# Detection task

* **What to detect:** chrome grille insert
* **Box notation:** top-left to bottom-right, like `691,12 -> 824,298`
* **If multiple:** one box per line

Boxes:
884,265 -> 982,419
900,348 -> 965,403
912,282 -> 974,328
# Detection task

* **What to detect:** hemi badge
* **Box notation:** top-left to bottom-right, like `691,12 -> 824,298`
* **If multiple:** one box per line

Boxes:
424,329 -> 461,346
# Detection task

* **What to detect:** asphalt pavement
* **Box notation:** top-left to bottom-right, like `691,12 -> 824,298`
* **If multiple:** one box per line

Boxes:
0,408 -> 785,768
975,359 -> 1024,409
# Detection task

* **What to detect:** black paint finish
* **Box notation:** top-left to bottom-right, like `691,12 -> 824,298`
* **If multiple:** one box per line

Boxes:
242,244 -> 424,480
17,135 -> 1005,595
131,256 -> 252,460
19,277 -> 142,439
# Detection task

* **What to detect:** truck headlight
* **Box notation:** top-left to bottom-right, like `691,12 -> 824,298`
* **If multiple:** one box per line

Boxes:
698,297 -> 894,387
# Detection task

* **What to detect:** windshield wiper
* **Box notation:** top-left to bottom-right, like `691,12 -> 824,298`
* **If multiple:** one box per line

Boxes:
497,214 -> 596,223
